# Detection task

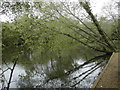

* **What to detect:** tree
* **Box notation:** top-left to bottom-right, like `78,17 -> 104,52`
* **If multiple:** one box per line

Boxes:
38,1 -> 118,53
1,0 -> 119,88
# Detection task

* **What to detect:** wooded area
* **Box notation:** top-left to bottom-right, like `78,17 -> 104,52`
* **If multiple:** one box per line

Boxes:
0,0 -> 119,89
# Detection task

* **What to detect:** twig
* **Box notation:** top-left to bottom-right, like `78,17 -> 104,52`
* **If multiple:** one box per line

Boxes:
60,1 -> 97,35
7,59 -> 17,90
0,68 -> 10,75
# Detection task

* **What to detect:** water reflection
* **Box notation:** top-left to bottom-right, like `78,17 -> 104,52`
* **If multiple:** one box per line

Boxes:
1,44 -> 111,88
1,59 -> 108,88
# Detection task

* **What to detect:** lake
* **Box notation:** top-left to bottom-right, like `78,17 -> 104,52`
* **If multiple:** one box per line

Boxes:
1,44 -> 111,88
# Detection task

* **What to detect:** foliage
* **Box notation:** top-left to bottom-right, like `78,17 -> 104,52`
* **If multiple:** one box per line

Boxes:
1,1 -> 119,88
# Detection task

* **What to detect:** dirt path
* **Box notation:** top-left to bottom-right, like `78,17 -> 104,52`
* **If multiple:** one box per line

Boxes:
92,53 -> 119,88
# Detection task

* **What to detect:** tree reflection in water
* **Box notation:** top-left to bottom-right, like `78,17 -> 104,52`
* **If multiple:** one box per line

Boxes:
14,52 -> 110,88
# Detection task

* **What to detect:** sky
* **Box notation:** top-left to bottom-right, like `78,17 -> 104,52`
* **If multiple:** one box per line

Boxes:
90,0 -> 110,14
0,0 -> 118,22
44,0 -> 114,15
